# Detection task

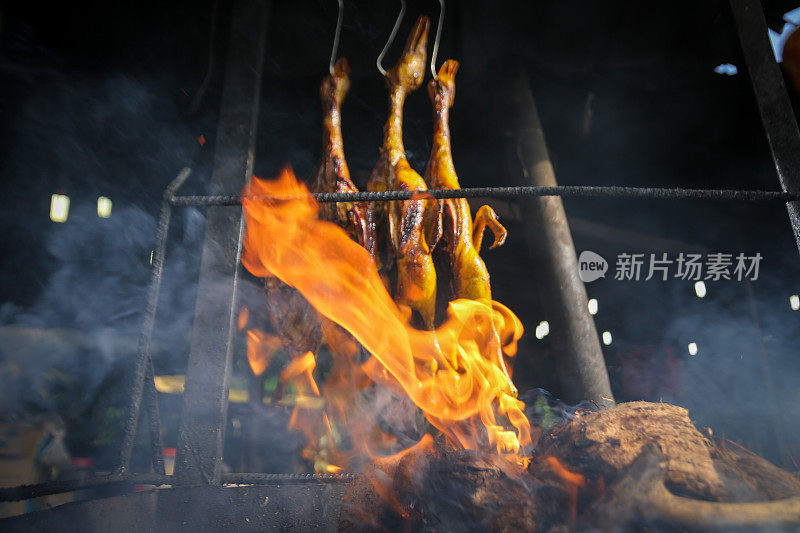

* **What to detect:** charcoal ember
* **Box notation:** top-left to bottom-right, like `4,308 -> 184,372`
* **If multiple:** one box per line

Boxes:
339,402 -> 800,531
534,401 -> 725,500
339,440 -> 539,531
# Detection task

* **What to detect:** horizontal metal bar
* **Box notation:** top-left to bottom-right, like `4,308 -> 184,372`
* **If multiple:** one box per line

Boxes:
170,186 -> 800,206
220,472 -> 356,484
0,474 -> 169,502
0,472 -> 355,502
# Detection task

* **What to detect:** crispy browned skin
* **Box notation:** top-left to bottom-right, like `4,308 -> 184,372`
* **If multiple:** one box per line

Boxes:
366,16 -> 441,329
268,60 -> 364,397
425,60 -> 515,394
312,58 -> 369,247
311,57 -> 370,365
264,278 -> 321,358
425,60 -> 506,300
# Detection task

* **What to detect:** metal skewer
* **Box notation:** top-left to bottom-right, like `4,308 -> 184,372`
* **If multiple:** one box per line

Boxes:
376,0 -> 407,76
328,0 -> 344,75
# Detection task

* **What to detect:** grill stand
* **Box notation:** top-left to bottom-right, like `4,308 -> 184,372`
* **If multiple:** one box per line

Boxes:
174,0 -> 271,486
731,0 -> 800,256
493,58 -> 616,409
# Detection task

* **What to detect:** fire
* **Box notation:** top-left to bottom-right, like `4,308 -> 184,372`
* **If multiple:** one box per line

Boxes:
245,329 -> 282,376
240,168 -> 531,467
545,456 -> 586,522
237,306 -> 283,376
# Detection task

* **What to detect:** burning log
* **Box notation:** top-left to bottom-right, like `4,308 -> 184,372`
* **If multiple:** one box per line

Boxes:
339,435 -> 539,532
339,402 -> 800,531
534,401 -> 725,500
576,444 -> 800,531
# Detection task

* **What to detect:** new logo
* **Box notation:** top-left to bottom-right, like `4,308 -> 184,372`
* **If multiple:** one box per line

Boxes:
578,251 -> 608,282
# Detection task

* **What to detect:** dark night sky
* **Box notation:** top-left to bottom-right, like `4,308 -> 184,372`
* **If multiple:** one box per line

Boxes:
2,0 -> 800,466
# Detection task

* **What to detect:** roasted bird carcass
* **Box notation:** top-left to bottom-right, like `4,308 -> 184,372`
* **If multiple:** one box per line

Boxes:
424,60 -> 516,394
310,56 -> 372,397
264,59 -> 369,400
366,15 -> 442,330
312,57 -> 369,247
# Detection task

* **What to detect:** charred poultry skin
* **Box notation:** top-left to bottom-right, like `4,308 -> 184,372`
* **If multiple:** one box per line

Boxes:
311,57 -> 371,369
425,60 -> 506,299
366,16 -> 442,329
267,59 -> 365,399
425,60 -> 515,394
312,57 -> 369,247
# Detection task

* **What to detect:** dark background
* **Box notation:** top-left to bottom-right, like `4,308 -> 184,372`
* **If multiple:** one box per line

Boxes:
1,0 -> 799,471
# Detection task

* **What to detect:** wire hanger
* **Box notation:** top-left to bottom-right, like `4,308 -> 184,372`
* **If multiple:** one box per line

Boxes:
376,0 -> 407,76
329,0 -> 344,75
430,0 -> 445,80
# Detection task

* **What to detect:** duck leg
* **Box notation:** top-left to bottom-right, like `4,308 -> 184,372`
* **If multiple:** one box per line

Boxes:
424,60 -> 515,395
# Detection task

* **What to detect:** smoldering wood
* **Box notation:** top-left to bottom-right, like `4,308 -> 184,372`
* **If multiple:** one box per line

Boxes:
339,402 -> 800,531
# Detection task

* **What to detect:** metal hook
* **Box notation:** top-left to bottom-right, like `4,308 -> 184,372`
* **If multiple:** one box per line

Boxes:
329,0 -> 344,75
430,0 -> 445,80
376,0 -> 407,76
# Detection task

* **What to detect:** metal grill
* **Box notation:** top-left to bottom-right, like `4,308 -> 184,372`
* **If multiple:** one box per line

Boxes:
1,0 -> 798,517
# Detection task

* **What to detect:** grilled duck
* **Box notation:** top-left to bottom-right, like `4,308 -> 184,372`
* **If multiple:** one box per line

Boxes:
266,59 -> 365,397
312,58 -> 369,247
310,57 -> 374,366
425,60 -> 514,393
366,15 -> 442,330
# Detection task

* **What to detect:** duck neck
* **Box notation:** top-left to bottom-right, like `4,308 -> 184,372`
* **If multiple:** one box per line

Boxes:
431,97 -> 452,156
322,92 -> 344,155
383,86 -> 407,164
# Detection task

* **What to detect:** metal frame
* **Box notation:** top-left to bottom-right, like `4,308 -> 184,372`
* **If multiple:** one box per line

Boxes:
730,0 -> 800,255
174,0 -> 270,486
3,0 -> 800,505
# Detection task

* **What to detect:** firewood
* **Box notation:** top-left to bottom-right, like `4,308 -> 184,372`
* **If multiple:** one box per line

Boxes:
575,443 -> 800,531
339,402 -> 800,531
534,401 -> 724,500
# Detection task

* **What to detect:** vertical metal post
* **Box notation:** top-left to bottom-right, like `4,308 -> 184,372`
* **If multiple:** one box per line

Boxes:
175,0 -> 270,485
118,167 -> 192,475
731,0 -> 800,256
493,59 -> 615,409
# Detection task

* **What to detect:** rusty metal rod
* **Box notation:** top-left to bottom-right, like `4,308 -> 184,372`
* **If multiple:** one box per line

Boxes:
170,186 -> 800,206
117,167 -> 191,475
731,0 -> 800,257
175,0 -> 271,486
0,472 -> 355,502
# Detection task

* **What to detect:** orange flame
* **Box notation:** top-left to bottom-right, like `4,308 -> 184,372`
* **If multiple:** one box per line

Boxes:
245,329 -> 282,376
241,168 -> 531,465
545,456 -> 586,522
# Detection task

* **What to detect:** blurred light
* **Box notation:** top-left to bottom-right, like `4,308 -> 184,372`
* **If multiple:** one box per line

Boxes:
50,194 -> 70,223
786,7 -> 800,25
154,374 -> 249,402
694,281 -> 707,298
97,196 -> 112,218
688,342 -> 698,356
587,298 -> 598,315
790,295 -> 800,311
713,63 -> 738,75
602,331 -> 612,345
535,321 -> 550,340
